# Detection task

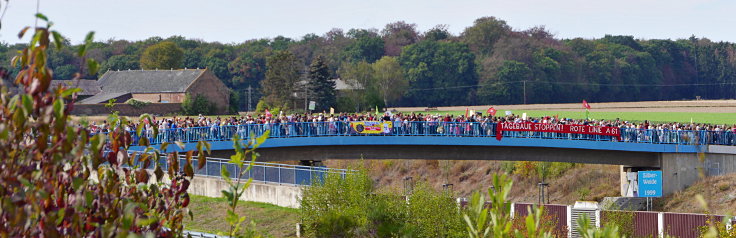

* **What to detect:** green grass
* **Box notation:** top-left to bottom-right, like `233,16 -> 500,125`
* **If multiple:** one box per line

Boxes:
184,195 -> 299,237
419,110 -> 735,125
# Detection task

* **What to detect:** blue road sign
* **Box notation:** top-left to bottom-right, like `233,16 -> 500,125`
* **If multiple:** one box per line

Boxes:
638,171 -> 662,197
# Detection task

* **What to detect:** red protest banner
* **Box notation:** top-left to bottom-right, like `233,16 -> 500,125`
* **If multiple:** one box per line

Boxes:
495,122 -> 621,141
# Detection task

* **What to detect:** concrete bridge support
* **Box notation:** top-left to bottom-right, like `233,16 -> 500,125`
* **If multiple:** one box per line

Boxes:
621,148 -> 736,197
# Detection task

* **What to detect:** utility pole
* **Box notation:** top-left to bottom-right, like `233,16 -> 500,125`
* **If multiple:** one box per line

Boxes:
691,37 -> 700,99
523,81 -> 527,104
304,82 -> 308,113
247,86 -> 252,112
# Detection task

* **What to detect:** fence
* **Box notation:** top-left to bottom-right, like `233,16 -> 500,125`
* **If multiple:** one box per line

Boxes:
127,121 -> 736,147
129,155 -> 350,186
455,200 -> 736,238
514,203 -> 569,236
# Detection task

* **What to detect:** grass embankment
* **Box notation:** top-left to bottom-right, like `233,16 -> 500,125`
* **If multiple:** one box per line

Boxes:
325,160 -> 620,205
423,110 -> 735,125
184,195 -> 299,237
659,173 -> 736,215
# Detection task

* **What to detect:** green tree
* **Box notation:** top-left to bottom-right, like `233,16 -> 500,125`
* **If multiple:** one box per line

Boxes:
424,25 -> 452,41
372,56 -> 407,107
343,29 -> 385,63
270,36 -> 293,51
53,64 -> 77,79
337,60 -> 381,112
399,40 -> 478,106
99,54 -> 139,73
140,41 -> 184,70
382,21 -> 419,56
261,50 -> 300,109
461,17 -> 511,56
229,39 -> 272,89
478,60 -> 532,104
308,56 -> 336,111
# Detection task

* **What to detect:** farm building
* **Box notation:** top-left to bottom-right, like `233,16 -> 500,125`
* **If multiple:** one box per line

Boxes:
77,69 -> 230,114
49,79 -> 101,101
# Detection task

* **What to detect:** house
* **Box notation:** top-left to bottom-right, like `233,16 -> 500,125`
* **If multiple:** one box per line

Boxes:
294,78 -> 363,97
49,79 -> 101,101
78,69 -> 230,114
333,78 -> 363,91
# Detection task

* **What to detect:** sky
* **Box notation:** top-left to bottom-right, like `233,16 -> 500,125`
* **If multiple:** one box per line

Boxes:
1,0 -> 734,45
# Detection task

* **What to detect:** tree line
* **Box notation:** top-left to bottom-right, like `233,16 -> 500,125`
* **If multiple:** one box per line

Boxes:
2,17 -> 735,111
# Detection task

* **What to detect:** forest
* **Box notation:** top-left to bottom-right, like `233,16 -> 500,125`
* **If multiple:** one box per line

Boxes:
1,17 -> 735,111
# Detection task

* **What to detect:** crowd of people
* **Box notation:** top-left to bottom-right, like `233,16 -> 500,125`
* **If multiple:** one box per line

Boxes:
82,111 -> 736,146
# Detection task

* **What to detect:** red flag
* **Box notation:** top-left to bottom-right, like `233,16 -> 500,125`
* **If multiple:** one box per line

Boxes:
487,107 -> 497,116
465,108 -> 469,118
582,100 -> 591,109
265,109 -> 272,117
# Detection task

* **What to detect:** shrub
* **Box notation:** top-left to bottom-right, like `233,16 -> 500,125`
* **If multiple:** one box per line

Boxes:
699,218 -> 736,238
299,167 -> 464,237
255,100 -> 268,113
501,161 -> 516,174
125,98 -> 150,109
577,187 -> 592,200
406,183 -> 465,237
511,207 -> 568,238
181,93 -> 215,115
717,183 -> 729,191
514,161 -> 538,177
300,168 -> 372,237
254,99 -> 283,114
229,90 -> 240,114
601,210 -> 635,238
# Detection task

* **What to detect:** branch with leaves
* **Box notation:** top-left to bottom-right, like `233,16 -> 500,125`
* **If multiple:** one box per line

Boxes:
219,132 -> 269,237
0,13 -> 206,237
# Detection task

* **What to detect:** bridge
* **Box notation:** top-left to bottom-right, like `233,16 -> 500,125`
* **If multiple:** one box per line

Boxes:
128,121 -> 736,195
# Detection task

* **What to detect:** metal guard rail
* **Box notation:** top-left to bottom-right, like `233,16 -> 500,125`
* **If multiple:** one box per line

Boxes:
124,154 -> 350,186
127,121 -> 736,146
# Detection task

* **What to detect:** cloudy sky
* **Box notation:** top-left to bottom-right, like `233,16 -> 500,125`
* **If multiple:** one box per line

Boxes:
1,0 -> 734,44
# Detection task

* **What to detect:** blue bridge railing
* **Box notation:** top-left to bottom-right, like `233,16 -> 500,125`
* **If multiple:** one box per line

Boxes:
127,121 -> 736,146
129,155 -> 349,186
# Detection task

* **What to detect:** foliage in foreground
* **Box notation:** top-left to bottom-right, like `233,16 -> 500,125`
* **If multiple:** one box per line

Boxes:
0,14 -> 205,237
217,132 -> 270,238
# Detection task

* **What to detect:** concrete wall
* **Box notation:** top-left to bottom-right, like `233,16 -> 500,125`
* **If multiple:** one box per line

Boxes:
188,176 -> 302,208
71,103 -> 183,116
660,152 -> 736,195
132,93 -> 186,103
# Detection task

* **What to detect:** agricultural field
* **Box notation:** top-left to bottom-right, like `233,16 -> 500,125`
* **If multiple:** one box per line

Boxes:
420,110 -> 734,125
391,100 -> 736,125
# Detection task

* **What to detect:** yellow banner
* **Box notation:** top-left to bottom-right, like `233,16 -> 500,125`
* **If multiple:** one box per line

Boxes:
350,121 -> 393,134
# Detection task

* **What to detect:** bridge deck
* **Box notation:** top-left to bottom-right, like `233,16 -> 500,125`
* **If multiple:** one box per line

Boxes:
128,122 -> 721,154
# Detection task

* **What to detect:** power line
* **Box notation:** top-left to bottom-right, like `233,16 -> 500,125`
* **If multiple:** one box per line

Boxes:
407,80 -> 736,91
